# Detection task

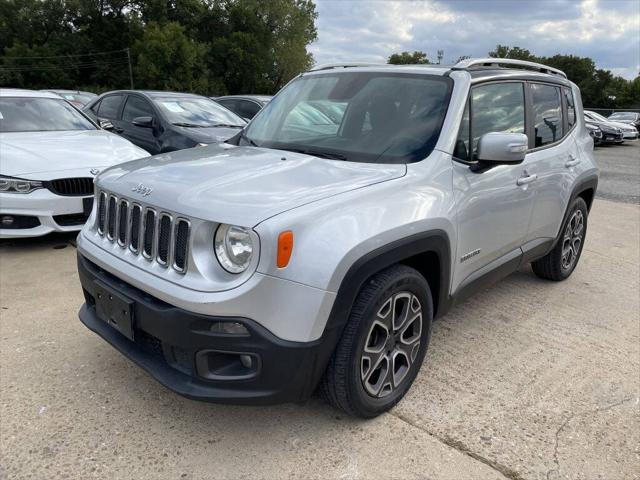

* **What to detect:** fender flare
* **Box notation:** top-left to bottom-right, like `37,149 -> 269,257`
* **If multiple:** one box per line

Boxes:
302,230 -> 452,398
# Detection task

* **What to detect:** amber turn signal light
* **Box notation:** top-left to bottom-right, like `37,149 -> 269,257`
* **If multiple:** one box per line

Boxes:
277,231 -> 294,268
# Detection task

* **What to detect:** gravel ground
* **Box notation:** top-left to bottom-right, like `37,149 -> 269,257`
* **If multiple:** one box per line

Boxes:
593,141 -> 640,204
1,145 -> 639,480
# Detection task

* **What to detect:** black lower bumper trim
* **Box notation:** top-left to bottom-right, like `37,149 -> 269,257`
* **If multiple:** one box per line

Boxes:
77,253 -> 329,405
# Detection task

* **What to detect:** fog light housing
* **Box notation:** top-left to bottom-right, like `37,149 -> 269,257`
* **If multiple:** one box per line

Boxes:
195,350 -> 260,381
1,216 -> 14,226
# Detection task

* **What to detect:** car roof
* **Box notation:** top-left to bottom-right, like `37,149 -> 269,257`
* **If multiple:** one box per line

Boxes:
43,89 -> 97,96
216,95 -> 273,102
0,88 -> 62,99
96,90 -> 207,100
302,63 -> 571,86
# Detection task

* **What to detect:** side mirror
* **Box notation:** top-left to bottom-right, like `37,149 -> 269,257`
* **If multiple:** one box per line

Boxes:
476,132 -> 528,164
98,118 -> 114,130
132,116 -> 154,128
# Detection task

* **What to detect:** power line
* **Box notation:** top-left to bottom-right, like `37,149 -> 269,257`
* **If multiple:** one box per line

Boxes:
0,59 -> 131,72
0,48 -> 129,60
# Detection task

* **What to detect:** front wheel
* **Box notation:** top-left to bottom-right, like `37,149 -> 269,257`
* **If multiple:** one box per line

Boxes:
319,265 -> 433,418
532,197 -> 588,281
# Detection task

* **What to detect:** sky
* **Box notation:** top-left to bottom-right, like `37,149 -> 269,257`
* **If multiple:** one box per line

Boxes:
309,0 -> 640,80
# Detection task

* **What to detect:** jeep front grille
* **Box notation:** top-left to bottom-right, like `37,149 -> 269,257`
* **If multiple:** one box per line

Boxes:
95,190 -> 190,274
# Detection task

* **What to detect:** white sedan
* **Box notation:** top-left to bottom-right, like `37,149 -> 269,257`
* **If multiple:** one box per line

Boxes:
0,89 -> 149,239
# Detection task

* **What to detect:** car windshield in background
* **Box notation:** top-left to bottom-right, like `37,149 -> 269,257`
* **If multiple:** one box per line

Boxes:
155,97 -> 246,128
242,72 -> 453,164
587,111 -> 609,122
0,97 -> 96,132
59,93 -> 95,105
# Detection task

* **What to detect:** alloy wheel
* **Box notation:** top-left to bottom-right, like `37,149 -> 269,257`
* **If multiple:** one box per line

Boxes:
360,292 -> 422,398
561,209 -> 584,271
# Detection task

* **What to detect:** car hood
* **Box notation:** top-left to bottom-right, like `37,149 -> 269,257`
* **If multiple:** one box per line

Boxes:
174,125 -> 244,144
0,130 -> 149,177
97,143 -> 406,226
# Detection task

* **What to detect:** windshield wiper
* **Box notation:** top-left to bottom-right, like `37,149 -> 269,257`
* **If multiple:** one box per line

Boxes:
172,122 -> 208,128
282,148 -> 347,161
212,123 -> 244,128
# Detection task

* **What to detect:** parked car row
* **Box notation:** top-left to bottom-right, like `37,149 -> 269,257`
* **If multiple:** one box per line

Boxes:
583,110 -> 639,146
0,87 -> 274,239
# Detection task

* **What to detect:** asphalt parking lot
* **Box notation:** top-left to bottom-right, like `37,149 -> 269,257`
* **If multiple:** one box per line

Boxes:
1,143 -> 639,480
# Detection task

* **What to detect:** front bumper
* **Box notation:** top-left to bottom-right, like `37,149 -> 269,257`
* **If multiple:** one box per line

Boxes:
0,189 -> 91,238
622,131 -> 639,140
602,132 -> 624,143
77,253 -> 335,405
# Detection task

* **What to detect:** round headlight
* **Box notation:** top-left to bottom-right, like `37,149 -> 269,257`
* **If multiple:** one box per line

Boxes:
214,224 -> 253,273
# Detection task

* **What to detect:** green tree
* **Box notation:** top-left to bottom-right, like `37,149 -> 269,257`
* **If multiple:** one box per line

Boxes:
133,22 -> 211,93
388,51 -> 430,65
488,44 -> 538,61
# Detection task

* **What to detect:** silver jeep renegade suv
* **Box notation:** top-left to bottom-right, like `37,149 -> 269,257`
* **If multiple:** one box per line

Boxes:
77,58 -> 598,417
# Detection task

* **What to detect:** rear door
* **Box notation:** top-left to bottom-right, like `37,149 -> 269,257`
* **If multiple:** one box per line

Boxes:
521,83 -> 579,251
451,81 -> 536,292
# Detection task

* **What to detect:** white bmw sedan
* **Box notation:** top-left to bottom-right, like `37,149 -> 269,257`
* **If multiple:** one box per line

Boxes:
0,89 -> 149,239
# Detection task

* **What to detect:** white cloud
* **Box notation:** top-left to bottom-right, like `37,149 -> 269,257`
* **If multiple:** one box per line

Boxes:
310,0 -> 640,79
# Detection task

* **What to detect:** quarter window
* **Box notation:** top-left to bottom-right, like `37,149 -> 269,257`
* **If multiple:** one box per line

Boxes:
531,84 -> 562,147
563,87 -> 575,129
97,95 -> 124,119
123,96 -> 154,122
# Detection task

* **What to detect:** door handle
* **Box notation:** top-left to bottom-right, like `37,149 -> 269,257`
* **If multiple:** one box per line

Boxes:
517,173 -> 538,186
565,156 -> 581,168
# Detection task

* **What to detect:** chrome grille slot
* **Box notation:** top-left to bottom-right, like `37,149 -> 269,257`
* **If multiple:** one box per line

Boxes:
129,205 -> 142,253
107,196 -> 117,240
97,192 -> 107,234
95,189 -> 190,274
117,200 -> 129,246
142,208 -> 156,259
173,219 -> 190,272
157,214 -> 172,266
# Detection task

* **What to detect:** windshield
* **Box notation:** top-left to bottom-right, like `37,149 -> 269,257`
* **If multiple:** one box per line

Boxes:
0,97 -> 96,132
241,72 -> 453,163
609,112 -> 636,120
587,111 -> 608,122
155,97 -> 246,127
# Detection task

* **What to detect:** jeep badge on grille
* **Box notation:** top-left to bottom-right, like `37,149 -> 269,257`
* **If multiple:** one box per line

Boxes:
131,183 -> 153,196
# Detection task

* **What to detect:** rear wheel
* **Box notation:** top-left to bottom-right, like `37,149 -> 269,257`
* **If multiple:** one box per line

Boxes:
319,265 -> 433,418
532,197 -> 588,281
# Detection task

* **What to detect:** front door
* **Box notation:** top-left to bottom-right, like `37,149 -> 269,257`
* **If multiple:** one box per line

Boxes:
119,95 -> 161,154
451,81 -> 535,292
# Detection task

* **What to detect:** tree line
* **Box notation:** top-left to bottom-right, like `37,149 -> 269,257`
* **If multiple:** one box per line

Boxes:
389,46 -> 639,109
0,0 -> 317,96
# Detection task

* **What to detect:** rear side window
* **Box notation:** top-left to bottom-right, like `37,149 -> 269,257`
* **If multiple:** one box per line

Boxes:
531,84 -> 562,147
122,96 -> 154,122
237,100 -> 261,119
98,95 -> 124,119
563,87 -> 575,130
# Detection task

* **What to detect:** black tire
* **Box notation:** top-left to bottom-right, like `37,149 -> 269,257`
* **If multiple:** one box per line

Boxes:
532,197 -> 588,281
319,264 -> 433,418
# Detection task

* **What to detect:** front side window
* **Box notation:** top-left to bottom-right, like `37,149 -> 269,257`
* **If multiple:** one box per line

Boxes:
471,82 -> 525,158
237,100 -> 261,119
123,96 -> 155,122
0,97 -> 96,132
531,84 -> 562,147
98,95 -> 124,119
155,97 -> 245,127
243,72 -> 453,164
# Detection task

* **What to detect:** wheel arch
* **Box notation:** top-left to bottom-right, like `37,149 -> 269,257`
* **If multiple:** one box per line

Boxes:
303,230 -> 452,399
325,230 -> 451,335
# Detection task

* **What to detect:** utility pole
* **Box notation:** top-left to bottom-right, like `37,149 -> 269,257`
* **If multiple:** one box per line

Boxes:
126,48 -> 134,89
